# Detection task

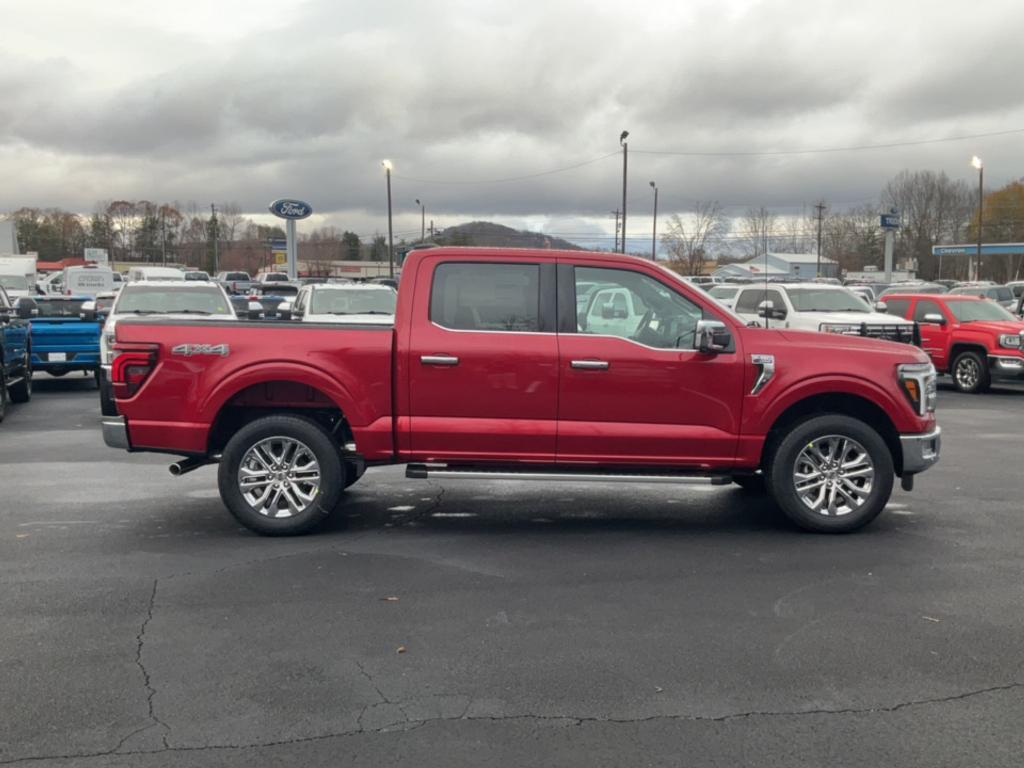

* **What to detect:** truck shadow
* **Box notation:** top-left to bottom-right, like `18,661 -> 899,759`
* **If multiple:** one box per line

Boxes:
30,373 -> 99,394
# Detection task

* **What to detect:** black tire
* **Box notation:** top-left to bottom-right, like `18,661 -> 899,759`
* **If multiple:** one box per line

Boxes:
733,474 -> 766,494
98,369 -> 118,416
48,369 -> 68,377
218,414 -> 345,536
767,414 -> 894,534
951,350 -> 990,394
8,350 -> 32,404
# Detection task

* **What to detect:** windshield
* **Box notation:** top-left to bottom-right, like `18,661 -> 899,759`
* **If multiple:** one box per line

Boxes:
786,288 -> 869,312
115,286 -> 232,315
947,300 -> 1017,323
263,274 -> 288,282
709,286 -> 739,299
992,287 -> 1013,302
34,299 -> 87,317
310,288 -> 397,315
184,272 -> 209,281
0,275 -> 29,291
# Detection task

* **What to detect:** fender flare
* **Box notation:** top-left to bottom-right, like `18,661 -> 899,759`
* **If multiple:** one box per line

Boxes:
199,361 -> 366,426
755,374 -> 907,435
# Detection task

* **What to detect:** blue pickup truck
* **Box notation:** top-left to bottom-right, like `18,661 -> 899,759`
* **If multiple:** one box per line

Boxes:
0,287 -> 33,419
29,296 -> 102,382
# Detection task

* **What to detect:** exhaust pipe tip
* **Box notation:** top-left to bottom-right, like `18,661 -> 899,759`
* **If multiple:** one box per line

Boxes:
169,457 -> 213,476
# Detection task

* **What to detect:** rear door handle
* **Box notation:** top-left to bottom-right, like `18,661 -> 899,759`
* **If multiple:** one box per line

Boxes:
571,360 -> 610,370
421,355 -> 460,366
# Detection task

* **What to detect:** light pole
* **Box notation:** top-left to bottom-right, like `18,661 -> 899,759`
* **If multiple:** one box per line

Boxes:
620,130 -> 629,253
649,181 -> 658,261
971,156 -> 984,281
382,160 -> 394,278
210,203 -> 218,274
415,198 -> 425,242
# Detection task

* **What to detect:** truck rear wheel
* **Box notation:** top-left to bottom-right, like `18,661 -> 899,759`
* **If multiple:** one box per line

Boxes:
767,414 -> 893,533
218,414 -> 345,536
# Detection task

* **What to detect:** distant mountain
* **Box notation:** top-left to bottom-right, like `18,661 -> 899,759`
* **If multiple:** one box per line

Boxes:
431,221 -> 584,251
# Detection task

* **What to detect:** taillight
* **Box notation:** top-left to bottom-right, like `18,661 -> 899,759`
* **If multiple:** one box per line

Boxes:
111,344 -> 159,399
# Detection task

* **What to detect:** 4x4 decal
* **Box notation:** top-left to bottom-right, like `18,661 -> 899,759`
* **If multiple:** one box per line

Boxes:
171,344 -> 230,357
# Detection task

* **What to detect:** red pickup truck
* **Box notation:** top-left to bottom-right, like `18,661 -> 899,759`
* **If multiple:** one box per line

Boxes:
881,294 -> 1024,393
103,248 -> 941,535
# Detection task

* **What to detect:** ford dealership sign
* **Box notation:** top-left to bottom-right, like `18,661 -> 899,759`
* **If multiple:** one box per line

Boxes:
268,199 -> 313,220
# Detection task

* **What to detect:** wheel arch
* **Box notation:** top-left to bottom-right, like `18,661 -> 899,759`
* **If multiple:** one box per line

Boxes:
761,391 -> 903,476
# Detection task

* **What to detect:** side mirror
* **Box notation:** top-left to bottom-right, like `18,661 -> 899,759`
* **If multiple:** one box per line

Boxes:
16,298 -> 38,320
921,313 -> 946,326
79,300 -> 97,322
277,301 -> 293,321
758,300 -> 786,320
875,301 -> 888,312
695,319 -> 732,353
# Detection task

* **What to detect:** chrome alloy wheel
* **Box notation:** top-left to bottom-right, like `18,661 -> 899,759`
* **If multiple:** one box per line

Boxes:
793,435 -> 875,517
955,356 -> 980,390
237,436 -> 321,518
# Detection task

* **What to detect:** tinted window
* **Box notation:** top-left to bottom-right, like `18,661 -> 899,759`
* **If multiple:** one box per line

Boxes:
882,299 -> 911,318
914,300 -> 944,323
992,287 -> 1013,302
226,272 -> 250,281
35,299 -> 87,317
735,288 -> 784,314
431,263 -> 540,332
574,266 -> 703,349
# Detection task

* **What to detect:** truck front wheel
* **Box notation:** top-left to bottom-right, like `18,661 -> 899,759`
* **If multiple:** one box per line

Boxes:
218,414 -> 346,536
951,350 -> 990,394
767,414 -> 893,533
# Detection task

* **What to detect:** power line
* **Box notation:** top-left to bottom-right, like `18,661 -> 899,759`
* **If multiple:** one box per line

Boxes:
632,127 -> 1024,157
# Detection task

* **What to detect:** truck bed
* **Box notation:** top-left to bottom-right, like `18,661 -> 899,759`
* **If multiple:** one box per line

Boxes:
114,318 -> 396,458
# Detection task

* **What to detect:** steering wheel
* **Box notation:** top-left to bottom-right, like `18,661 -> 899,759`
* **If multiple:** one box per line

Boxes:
632,309 -> 654,340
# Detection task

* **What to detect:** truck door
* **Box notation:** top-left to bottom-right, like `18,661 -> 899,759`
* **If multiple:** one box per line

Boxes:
555,262 -> 745,466
406,257 -> 558,462
913,298 -> 951,371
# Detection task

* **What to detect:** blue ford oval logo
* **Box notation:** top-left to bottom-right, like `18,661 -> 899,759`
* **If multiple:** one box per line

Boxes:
268,199 -> 313,220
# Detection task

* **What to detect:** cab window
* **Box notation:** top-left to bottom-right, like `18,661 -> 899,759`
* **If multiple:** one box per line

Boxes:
573,266 -> 703,349
882,299 -> 911,318
430,262 -> 540,332
914,300 -> 945,323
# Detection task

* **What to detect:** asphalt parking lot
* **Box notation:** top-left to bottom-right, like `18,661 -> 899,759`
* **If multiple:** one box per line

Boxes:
2,375 -> 1023,767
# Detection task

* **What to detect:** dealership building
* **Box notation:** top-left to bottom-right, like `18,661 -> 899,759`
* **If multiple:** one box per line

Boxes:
712,252 -> 839,281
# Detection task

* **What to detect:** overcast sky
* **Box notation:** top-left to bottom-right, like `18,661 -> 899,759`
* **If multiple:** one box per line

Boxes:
2,0 -> 1022,249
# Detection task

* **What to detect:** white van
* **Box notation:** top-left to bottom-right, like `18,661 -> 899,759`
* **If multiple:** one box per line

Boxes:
126,266 -> 186,282
64,265 -> 115,297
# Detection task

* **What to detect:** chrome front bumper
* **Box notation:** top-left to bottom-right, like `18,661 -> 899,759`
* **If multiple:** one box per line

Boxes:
102,416 -> 130,450
900,426 -> 941,475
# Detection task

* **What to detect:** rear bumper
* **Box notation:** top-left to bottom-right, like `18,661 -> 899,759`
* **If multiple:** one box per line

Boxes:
32,351 -> 100,370
102,416 -> 130,450
900,426 -> 941,475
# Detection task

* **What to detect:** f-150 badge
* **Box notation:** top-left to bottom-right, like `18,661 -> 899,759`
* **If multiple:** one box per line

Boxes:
172,344 -> 230,357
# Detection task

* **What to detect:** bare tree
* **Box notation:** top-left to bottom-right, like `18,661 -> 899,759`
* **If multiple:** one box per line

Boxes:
216,202 -> 245,245
883,170 -> 973,280
660,202 -> 726,276
741,206 -> 777,259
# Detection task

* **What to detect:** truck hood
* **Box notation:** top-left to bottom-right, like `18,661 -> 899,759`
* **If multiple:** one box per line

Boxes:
770,327 -> 930,362
805,311 -> 913,326
957,320 -> 1024,335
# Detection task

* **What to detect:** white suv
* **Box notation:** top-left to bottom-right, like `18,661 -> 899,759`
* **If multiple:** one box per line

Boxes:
732,282 -> 916,342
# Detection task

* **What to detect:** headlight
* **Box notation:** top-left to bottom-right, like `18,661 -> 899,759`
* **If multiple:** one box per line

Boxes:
999,333 -> 1022,349
898,362 -> 937,416
819,323 -> 860,335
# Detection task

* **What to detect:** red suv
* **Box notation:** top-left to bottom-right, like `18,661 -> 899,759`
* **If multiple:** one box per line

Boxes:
883,294 -> 1024,393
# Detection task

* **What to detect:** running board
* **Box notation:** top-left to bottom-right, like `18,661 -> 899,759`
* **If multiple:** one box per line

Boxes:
406,464 -> 731,485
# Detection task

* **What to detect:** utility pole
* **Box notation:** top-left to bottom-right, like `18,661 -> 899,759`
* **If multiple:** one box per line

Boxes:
416,198 -> 425,242
649,181 -> 658,261
971,156 -> 984,281
611,209 -> 620,252
814,201 -> 826,278
161,215 -> 167,266
429,220 -> 434,239
210,203 -> 219,274
620,130 -> 629,254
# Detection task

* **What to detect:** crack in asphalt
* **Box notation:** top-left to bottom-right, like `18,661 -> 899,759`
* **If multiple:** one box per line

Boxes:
134,579 -> 171,749
2,680 -> 1021,765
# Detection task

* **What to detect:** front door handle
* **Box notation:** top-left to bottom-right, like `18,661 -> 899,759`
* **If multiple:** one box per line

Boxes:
571,360 -> 610,370
421,355 -> 460,366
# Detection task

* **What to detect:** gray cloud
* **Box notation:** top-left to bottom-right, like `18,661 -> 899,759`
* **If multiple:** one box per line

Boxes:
1,0 -> 1022,241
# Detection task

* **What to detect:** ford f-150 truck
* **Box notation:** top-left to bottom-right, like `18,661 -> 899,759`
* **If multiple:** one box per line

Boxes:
102,248 -> 942,536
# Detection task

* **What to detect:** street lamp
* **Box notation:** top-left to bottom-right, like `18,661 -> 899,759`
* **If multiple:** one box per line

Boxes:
649,181 -> 658,261
971,156 -> 984,281
382,159 -> 394,278
620,130 -> 629,254
415,198 -> 425,242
